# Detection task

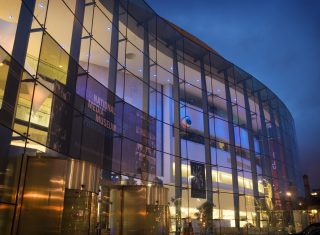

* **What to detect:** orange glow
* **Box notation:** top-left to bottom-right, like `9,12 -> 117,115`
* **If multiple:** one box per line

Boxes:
23,192 -> 64,200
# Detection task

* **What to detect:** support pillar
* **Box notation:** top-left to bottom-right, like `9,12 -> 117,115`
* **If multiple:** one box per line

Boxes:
257,91 -> 276,227
200,59 -> 213,232
162,84 -> 173,185
142,24 -> 150,114
223,70 -> 240,229
0,1 -> 37,234
108,0 -> 119,93
65,0 -> 85,154
172,46 -> 182,234
268,102 -> 284,210
243,81 -> 260,226
0,0 -> 36,127
103,0 -> 120,175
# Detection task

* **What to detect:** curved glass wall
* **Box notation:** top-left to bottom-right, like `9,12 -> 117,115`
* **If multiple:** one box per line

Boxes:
0,0 -> 304,234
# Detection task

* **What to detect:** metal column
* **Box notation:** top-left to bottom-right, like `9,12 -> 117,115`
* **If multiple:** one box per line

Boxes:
257,91 -> 276,228
0,1 -> 37,234
104,0 -> 120,175
172,46 -> 182,234
243,81 -> 260,227
223,70 -> 240,228
142,24 -> 150,114
65,0 -> 85,154
200,59 -> 213,232
108,0 -> 120,93
268,102 -> 284,210
0,0 -> 36,127
257,92 -> 273,183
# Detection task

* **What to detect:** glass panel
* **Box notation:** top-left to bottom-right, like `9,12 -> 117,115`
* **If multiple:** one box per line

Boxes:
45,0 -> 75,53
219,192 -> 235,227
33,0 -> 48,25
88,40 -> 110,87
0,49 -> 11,113
37,33 -> 69,87
0,0 -> 22,53
92,5 -> 111,52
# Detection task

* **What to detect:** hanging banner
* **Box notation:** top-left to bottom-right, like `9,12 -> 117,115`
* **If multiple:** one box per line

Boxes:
190,161 -> 206,199
47,81 -> 72,154
121,103 -> 156,182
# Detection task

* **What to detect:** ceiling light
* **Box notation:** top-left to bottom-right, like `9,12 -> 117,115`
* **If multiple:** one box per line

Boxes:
196,79 -> 199,82
107,26 -> 111,31
8,15 -> 13,20
153,74 -> 156,77
59,65 -> 63,68
39,2 -> 44,8
170,67 -> 173,70
217,89 -> 221,92
167,79 -> 170,82
138,68 -> 142,72
0,62 -> 4,66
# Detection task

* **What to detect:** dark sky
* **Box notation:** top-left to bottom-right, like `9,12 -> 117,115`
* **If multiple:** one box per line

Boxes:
146,0 -> 320,189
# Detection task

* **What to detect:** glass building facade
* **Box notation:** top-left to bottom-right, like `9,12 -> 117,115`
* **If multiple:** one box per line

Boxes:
0,0 -> 304,234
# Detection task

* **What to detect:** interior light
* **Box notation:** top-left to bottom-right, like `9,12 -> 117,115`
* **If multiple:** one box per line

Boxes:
8,15 -> 13,20
167,79 -> 170,82
196,79 -> 199,82
217,89 -> 221,92
107,26 -> 111,31
138,68 -> 142,72
153,74 -> 156,77
0,62 -> 4,67
59,65 -> 63,68
170,67 -> 173,70
39,2 -> 44,8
